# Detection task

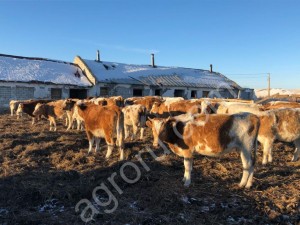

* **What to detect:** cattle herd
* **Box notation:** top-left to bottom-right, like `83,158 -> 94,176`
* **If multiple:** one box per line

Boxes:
9,96 -> 300,189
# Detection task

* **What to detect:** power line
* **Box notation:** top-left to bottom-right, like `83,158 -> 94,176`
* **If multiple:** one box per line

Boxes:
224,73 -> 269,76
224,73 -> 268,77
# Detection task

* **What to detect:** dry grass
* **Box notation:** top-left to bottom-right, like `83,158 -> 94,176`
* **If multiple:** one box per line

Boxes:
0,112 -> 299,224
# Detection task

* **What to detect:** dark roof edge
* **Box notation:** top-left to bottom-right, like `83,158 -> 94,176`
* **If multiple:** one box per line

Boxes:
0,53 -> 77,66
0,79 -> 91,87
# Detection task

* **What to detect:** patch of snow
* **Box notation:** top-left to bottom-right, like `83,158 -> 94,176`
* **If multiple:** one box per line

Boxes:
0,208 -> 9,216
254,88 -> 300,98
38,199 -> 64,213
181,196 -> 191,204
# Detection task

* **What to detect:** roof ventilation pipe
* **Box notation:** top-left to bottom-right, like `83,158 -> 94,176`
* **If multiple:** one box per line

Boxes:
151,53 -> 155,67
96,50 -> 100,62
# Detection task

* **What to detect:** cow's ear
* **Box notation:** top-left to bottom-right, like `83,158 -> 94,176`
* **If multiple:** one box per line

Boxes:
146,120 -> 152,128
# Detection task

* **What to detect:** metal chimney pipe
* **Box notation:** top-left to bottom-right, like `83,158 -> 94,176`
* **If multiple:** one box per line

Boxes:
151,53 -> 155,67
210,64 -> 213,73
96,50 -> 100,62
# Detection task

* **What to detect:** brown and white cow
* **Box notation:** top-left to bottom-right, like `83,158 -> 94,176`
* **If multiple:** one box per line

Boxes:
258,108 -> 300,165
75,103 -> 124,160
263,101 -> 300,111
122,104 -> 147,140
16,100 -> 52,124
146,113 -> 260,188
61,98 -> 84,130
32,100 -> 65,131
200,100 -> 263,115
10,100 -> 28,117
125,96 -> 163,113
150,100 -> 201,117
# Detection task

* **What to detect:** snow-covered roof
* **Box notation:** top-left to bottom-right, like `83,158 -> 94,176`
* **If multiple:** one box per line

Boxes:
0,54 -> 91,86
83,59 -> 241,89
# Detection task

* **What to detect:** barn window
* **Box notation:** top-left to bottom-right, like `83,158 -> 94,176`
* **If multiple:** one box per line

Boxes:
100,87 -> 109,96
0,86 -> 12,100
191,90 -> 197,98
154,89 -> 161,96
69,89 -> 87,99
133,88 -> 143,97
202,91 -> 210,98
16,86 -> 34,100
51,88 -> 62,99
174,89 -> 184,97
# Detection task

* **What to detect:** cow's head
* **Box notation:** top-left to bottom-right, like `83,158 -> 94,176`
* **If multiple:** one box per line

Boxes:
16,103 -> 24,119
62,99 -> 76,111
146,117 -> 172,148
147,116 -> 189,149
33,103 -> 45,116
150,101 -> 163,114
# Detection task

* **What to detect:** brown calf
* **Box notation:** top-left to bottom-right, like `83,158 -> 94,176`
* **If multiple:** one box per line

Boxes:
150,100 -> 201,117
32,100 -> 65,131
122,104 -> 147,140
258,108 -> 300,165
75,103 -> 124,160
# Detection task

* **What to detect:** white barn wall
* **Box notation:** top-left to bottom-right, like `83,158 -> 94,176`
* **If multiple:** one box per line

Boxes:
0,82 -> 87,108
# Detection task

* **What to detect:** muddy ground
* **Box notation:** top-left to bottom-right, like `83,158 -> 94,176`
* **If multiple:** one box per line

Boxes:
0,112 -> 299,225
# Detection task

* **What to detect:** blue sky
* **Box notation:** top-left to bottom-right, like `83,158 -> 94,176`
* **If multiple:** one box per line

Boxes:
0,0 -> 299,89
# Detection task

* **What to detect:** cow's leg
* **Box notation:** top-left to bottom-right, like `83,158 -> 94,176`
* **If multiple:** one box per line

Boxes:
292,139 -> 300,162
49,119 -> 53,131
104,131 -> 114,159
95,138 -> 101,152
32,117 -> 35,125
140,127 -> 145,140
65,117 -> 68,127
239,148 -> 254,188
52,118 -> 57,131
124,125 -> 129,140
132,125 -> 138,140
260,137 -> 273,165
183,157 -> 193,187
71,117 -> 76,129
86,131 -> 94,153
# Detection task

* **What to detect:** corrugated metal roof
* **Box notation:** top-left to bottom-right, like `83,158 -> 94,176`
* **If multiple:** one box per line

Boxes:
82,59 -> 241,89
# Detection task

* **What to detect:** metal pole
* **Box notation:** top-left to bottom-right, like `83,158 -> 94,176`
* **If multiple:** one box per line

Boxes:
268,73 -> 271,97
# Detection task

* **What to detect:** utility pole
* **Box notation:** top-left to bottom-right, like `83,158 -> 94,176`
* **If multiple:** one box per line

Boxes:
268,73 -> 271,97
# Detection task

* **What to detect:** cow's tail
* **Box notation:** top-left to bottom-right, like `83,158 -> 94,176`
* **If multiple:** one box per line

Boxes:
116,110 -> 124,149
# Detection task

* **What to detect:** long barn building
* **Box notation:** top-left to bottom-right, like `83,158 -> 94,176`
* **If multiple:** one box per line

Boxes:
0,52 -> 252,109
74,52 -> 245,99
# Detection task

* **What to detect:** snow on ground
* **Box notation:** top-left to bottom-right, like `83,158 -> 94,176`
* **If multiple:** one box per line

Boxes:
255,88 -> 300,98
0,55 -> 91,86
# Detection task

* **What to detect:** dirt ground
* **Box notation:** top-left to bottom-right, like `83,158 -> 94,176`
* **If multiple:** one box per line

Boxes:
0,111 -> 299,225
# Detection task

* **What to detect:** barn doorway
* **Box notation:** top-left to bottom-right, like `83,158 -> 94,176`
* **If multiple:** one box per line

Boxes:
174,89 -> 185,97
191,90 -> 197,98
69,89 -> 87,99
133,88 -> 143,97
51,88 -> 62,99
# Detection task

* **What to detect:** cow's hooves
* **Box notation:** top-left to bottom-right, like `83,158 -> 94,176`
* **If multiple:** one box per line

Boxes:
291,157 -> 298,162
184,182 -> 191,187
245,184 -> 252,189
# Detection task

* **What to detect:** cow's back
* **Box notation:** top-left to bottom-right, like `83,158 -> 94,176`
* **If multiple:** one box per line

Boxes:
274,109 -> 300,142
